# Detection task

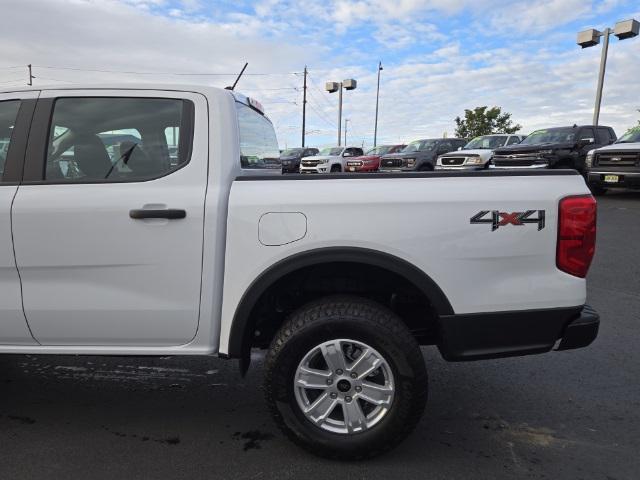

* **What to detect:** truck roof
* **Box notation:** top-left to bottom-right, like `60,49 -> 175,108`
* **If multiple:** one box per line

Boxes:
0,82 -> 230,94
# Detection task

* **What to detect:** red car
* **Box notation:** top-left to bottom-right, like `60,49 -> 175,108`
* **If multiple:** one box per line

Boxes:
345,144 -> 406,172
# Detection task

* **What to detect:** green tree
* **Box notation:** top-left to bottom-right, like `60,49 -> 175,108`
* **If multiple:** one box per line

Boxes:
454,106 -> 522,139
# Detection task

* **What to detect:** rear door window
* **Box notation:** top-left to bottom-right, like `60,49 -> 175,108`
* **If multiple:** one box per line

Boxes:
44,97 -> 193,182
0,100 -> 21,182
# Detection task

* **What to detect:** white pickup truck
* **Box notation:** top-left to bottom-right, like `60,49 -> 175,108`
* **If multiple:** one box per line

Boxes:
0,85 -> 599,459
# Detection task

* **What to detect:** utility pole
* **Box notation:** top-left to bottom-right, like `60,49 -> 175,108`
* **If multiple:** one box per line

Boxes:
28,64 -> 34,86
302,66 -> 307,147
373,61 -> 383,147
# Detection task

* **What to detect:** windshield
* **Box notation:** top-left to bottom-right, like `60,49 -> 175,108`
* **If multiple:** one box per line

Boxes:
464,135 -> 508,150
521,128 -> 576,145
366,145 -> 394,155
402,140 -> 436,153
319,147 -> 343,156
281,148 -> 304,156
617,127 -> 640,143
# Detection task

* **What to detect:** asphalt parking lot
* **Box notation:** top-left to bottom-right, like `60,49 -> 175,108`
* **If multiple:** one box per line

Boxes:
1,191 -> 639,480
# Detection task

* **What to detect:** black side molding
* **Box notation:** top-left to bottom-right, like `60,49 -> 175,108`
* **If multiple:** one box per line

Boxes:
129,209 -> 186,220
438,305 -> 599,361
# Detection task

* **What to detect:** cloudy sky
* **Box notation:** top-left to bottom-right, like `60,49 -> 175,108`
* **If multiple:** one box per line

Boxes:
1,0 -> 638,148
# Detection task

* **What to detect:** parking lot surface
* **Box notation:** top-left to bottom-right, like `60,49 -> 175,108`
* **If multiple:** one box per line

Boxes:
1,192 -> 639,480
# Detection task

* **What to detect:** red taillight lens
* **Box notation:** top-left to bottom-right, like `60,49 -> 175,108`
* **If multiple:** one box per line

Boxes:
557,195 -> 597,278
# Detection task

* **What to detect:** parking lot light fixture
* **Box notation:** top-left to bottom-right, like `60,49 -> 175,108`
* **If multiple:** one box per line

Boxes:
577,18 -> 639,125
326,78 -> 357,146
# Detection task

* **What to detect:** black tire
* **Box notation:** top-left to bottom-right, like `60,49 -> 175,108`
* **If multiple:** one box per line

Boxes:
330,164 -> 342,173
264,295 -> 428,460
417,163 -> 433,171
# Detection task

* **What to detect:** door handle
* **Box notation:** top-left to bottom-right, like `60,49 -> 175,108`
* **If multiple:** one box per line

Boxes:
129,209 -> 187,220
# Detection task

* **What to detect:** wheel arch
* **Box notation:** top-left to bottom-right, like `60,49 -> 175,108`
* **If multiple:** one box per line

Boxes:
225,247 -> 453,366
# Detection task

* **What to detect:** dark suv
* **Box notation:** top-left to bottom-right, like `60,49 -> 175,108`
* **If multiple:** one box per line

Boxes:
280,147 -> 319,173
492,125 -> 616,173
379,138 -> 467,171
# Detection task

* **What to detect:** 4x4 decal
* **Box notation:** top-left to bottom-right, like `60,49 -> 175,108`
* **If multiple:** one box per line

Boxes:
470,210 -> 546,231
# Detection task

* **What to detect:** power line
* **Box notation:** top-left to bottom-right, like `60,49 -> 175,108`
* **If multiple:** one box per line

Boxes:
32,65 -> 301,76
306,72 -> 335,108
306,100 -> 337,128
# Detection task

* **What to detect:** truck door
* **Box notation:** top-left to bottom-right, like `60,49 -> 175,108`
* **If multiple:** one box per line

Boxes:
0,92 -> 38,345
12,90 -> 208,346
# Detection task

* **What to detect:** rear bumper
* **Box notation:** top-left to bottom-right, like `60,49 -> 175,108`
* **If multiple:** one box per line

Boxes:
438,305 -> 599,361
587,170 -> 640,189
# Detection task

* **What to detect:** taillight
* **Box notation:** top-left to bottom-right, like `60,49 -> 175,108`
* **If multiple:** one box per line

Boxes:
557,195 -> 597,278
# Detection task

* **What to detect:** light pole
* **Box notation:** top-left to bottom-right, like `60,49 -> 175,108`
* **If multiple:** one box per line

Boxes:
326,79 -> 357,146
577,18 -> 639,125
344,119 -> 350,145
374,61 -> 383,147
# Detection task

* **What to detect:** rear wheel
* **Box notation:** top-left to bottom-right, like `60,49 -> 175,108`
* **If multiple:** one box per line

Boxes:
264,296 -> 428,459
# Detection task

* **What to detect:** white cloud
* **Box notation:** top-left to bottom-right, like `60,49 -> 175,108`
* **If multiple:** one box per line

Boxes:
0,0 -> 638,149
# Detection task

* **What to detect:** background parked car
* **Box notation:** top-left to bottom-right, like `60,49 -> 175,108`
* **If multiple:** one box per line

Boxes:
299,146 -> 363,173
379,138 -> 467,171
492,125 -> 616,172
345,144 -> 406,172
436,134 -> 524,170
586,127 -> 640,195
280,147 -> 319,173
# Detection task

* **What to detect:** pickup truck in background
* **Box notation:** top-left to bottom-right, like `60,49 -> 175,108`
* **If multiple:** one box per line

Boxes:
585,127 -> 640,194
344,144 -> 405,172
492,125 -> 616,172
436,134 -> 524,170
0,85 -> 599,459
299,145 -> 364,173
379,138 -> 467,171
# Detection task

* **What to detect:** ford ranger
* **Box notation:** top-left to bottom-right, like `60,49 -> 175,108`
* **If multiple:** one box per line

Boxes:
586,127 -> 640,194
0,85 -> 599,460
492,125 -> 616,172
436,134 -> 524,170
